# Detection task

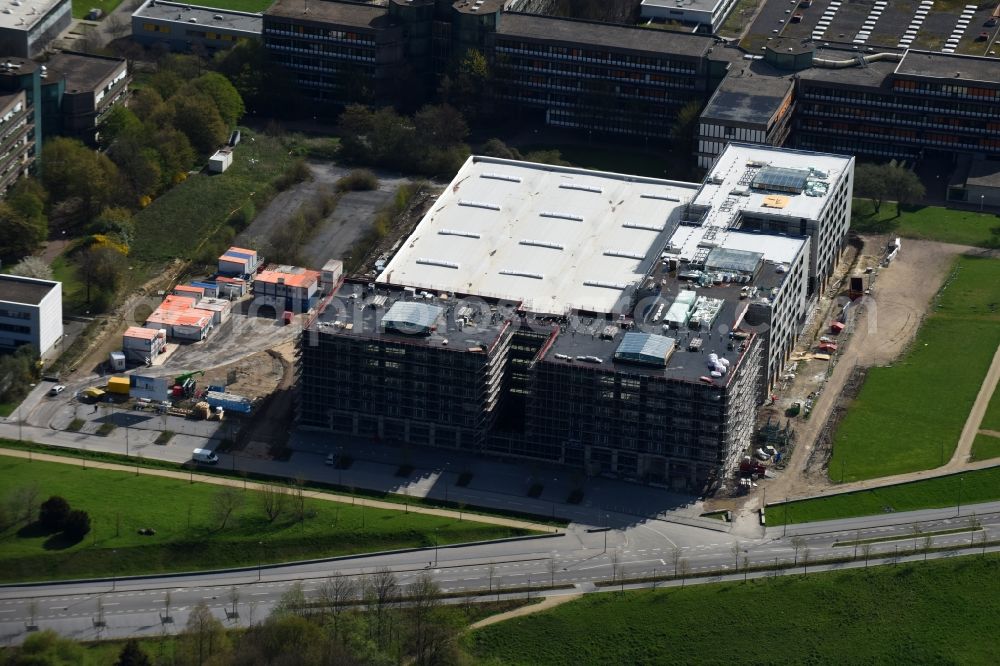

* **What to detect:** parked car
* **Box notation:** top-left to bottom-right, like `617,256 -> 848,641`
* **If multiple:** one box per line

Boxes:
791,12 -> 804,22
986,16 -> 997,27
325,453 -> 336,466
48,385 -> 65,396
976,31 -> 990,41
192,448 -> 219,464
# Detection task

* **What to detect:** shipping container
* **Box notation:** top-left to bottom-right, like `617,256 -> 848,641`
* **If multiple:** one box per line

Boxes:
205,390 -> 253,414
107,376 -> 131,394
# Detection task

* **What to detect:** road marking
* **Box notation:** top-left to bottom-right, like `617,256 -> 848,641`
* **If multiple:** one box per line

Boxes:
250,593 -> 268,596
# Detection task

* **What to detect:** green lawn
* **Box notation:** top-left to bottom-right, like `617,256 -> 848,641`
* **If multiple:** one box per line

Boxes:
50,253 -> 88,316
982,383 -> 1000,432
466,555 -> 1000,665
131,129 -> 292,262
0,402 -> 13,418
0,456 -> 530,583
829,256 -> 1000,481
770,465 -> 1000,526
971,434 -> 1000,462
852,199 -> 1000,248
71,0 -> 124,20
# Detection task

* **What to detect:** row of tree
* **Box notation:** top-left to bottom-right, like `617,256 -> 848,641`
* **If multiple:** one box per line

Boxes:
3,570 -> 511,666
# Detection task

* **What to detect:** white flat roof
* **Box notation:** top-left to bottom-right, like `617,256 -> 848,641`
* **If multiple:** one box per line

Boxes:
693,144 -> 853,226
668,226 -> 806,265
0,0 -> 64,31
377,156 -> 699,315
641,0 -> 726,15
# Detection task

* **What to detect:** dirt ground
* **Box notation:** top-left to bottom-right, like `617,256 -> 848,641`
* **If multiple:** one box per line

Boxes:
199,350 -> 285,401
709,236 -> 971,515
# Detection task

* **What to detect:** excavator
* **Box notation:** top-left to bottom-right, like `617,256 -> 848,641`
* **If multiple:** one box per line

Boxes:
172,370 -> 205,398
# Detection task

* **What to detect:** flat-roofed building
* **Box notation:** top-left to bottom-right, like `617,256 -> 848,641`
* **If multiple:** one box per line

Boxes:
122,325 -> 166,364
144,294 -> 215,341
131,0 -> 262,53
40,52 -> 129,146
299,146 -> 854,489
687,143 -> 853,294
253,265 -> 321,313
218,246 -> 260,276
640,0 -> 741,32
0,274 -> 62,359
489,12 -> 724,138
0,0 -> 71,57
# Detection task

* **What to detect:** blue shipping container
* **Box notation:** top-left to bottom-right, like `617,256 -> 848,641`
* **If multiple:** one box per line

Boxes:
205,391 -> 253,414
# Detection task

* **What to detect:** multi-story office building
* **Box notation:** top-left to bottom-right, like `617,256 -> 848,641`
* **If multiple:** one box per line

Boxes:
131,1 -> 262,54
0,274 -> 63,359
0,0 -> 71,58
41,52 -> 129,146
0,89 -> 34,192
298,145 -> 852,489
489,12 -> 725,137
795,50 -> 1000,162
696,62 -> 795,169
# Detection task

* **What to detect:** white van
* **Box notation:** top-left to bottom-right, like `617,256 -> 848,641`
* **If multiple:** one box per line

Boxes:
192,448 -> 219,464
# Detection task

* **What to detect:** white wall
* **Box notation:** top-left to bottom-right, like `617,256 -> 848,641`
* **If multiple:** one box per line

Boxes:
35,281 -> 63,358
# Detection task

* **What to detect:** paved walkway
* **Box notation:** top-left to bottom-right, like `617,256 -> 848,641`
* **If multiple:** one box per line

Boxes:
953,343 -> 1000,464
0,447 -> 556,533
467,593 -> 581,630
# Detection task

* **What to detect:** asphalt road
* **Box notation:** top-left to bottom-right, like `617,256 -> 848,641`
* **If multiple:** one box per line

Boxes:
1,502 -> 997,644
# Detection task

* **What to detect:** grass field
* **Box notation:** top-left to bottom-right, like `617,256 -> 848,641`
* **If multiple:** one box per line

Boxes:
852,199 -> 1000,248
828,256 -> 1000,481
971,434 -> 1000,462
0,456 -> 529,583
0,402 -> 13,418
465,555 -> 1000,665
982,383 -> 1000,432
71,0 -> 124,20
131,129 -> 292,262
770,465 -> 1000,526
50,253 -> 88,315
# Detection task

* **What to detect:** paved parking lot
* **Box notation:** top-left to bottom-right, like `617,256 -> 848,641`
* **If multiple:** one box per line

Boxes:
750,0 -> 1000,54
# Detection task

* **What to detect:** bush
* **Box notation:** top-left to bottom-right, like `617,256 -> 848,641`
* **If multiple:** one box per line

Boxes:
63,509 -> 91,540
336,169 -> 379,192
38,496 -> 71,531
272,159 -> 312,191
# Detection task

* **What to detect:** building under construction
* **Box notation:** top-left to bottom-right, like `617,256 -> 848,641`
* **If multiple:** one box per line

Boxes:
297,145 -> 854,489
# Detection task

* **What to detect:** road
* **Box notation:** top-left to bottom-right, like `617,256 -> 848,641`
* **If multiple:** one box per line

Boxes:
1,499 -> 997,644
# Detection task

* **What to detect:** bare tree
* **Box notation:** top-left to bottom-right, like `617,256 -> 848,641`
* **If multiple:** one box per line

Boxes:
610,548 -> 621,584
27,600 -> 38,630
742,555 -> 750,582
212,487 -> 244,530
487,561 -> 496,593
861,543 -> 873,568
275,581 -> 308,617
367,567 -> 399,647
922,533 -> 934,561
678,558 -> 689,587
12,483 -> 41,524
227,586 -> 240,621
547,556 -> 558,587
94,595 -> 105,629
671,545 -> 682,577
183,602 -> 227,665
730,541 -> 741,571
246,600 -> 259,628
106,13 -> 129,40
162,591 -> 172,624
407,572 -> 441,666
291,477 -> 306,523
319,574 -> 357,638
911,524 -> 923,555
9,256 -> 53,280
968,514 -> 980,547
801,547 -> 811,575
791,536 -> 805,566
259,483 -> 288,523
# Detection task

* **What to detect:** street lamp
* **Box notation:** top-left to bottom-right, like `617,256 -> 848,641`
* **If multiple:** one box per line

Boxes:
433,528 -> 439,566
956,477 -> 964,517
112,549 -> 118,591
257,541 -> 263,581
980,194 -> 985,212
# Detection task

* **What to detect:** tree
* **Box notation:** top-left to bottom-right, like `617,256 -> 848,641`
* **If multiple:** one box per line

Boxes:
884,161 -> 925,213
181,602 -> 229,666
8,482 -> 41,525
274,580 -> 308,618
730,541 -> 742,570
38,496 -> 71,531
63,509 -> 91,540
212,486 -> 243,530
548,556 -> 558,587
671,545 -> 682,577
670,99 -> 703,159
791,536 -> 805,566
76,245 -> 127,304
0,201 -> 47,261
407,572 -> 443,666
259,483 -> 288,523
480,138 -> 522,161
10,629 -> 85,665
9,256 -> 53,280
319,574 -> 357,638
414,104 -> 468,148
366,567 -> 399,647
170,94 -> 228,155
861,543 -> 873,568
39,137 -> 121,228
89,207 -> 136,248
291,477 -> 306,523
106,13 -> 130,40
189,72 -> 245,128
853,163 -> 887,214
115,639 -> 152,666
